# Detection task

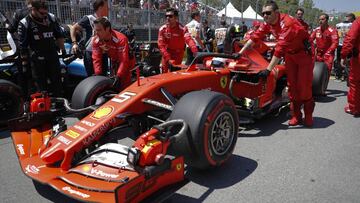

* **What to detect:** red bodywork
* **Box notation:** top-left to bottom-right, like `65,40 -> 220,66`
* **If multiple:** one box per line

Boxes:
10,47 -> 286,202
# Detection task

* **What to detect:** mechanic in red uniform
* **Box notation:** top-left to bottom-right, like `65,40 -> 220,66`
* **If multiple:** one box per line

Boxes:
239,0 -> 315,127
340,17 -> 360,116
92,17 -> 131,90
243,20 -> 261,41
295,8 -> 309,31
310,13 -> 339,82
158,8 -> 198,73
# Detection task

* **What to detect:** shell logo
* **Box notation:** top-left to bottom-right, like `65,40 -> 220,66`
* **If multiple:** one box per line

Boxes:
91,106 -> 114,120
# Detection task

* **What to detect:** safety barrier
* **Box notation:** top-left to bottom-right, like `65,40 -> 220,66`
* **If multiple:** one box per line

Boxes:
0,0 -> 226,42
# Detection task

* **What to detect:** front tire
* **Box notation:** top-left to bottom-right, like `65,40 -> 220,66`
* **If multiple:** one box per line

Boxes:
169,91 -> 239,169
71,76 -> 115,109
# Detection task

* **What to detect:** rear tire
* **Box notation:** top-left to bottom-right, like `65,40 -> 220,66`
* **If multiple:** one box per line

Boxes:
0,79 -> 23,124
169,90 -> 238,169
142,65 -> 159,77
312,62 -> 328,96
71,76 -> 115,109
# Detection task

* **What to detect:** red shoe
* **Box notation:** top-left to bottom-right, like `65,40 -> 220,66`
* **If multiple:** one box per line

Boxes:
289,116 -> 302,126
289,101 -> 302,126
344,106 -> 360,116
303,99 -> 315,127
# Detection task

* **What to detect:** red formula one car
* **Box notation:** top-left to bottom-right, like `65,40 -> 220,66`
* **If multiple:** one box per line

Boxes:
9,48 -> 290,202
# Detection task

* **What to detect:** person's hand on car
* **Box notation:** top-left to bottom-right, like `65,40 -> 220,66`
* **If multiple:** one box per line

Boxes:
112,76 -> 121,89
71,43 -> 79,54
258,69 -> 271,79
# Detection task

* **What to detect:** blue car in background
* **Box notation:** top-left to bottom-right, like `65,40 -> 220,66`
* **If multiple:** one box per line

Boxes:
0,10 -> 162,125
62,42 -> 87,78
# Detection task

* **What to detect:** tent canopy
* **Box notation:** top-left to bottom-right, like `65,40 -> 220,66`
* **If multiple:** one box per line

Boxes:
216,2 -> 242,18
242,5 -> 263,20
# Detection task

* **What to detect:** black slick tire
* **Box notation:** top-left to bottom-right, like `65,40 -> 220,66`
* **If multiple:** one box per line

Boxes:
312,62 -> 328,96
71,76 -> 114,109
169,90 -> 238,169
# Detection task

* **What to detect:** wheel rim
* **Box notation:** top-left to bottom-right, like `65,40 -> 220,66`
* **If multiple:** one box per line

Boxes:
210,111 -> 235,156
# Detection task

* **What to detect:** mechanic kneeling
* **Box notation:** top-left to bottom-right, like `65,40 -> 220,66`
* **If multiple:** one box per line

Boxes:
18,0 -> 65,97
92,17 -> 131,90
239,0 -> 315,127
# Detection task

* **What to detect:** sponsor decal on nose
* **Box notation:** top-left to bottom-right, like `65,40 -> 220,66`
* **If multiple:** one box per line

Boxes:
17,144 -> 25,155
91,106 -> 114,120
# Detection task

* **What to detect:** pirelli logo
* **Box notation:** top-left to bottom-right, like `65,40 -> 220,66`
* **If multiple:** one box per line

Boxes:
66,130 -> 80,139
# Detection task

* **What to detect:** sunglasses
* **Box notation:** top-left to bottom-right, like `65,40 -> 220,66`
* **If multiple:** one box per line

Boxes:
166,15 -> 174,18
261,11 -> 272,16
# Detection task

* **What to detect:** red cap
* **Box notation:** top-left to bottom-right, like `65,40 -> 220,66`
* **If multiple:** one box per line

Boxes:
252,20 -> 261,27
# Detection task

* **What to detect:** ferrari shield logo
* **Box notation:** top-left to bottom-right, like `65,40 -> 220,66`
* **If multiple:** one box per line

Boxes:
176,163 -> 182,171
220,76 -> 227,88
91,106 -> 114,120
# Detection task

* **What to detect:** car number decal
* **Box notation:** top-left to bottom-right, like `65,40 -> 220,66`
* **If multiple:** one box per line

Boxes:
111,92 -> 136,104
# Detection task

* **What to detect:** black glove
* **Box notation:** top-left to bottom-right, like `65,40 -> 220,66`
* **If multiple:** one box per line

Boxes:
168,62 -> 179,72
112,76 -> 121,89
258,69 -> 271,79
303,39 -> 311,54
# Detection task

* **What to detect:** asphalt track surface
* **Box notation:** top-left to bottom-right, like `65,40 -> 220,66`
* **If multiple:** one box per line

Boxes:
1,79 -> 360,203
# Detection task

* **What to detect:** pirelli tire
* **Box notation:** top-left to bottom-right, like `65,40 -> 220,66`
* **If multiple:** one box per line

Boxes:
71,76 -> 114,109
169,90 -> 239,170
0,79 -> 23,124
312,62 -> 328,96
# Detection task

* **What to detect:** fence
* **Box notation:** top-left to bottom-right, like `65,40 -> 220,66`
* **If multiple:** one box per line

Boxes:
0,0 -> 226,42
